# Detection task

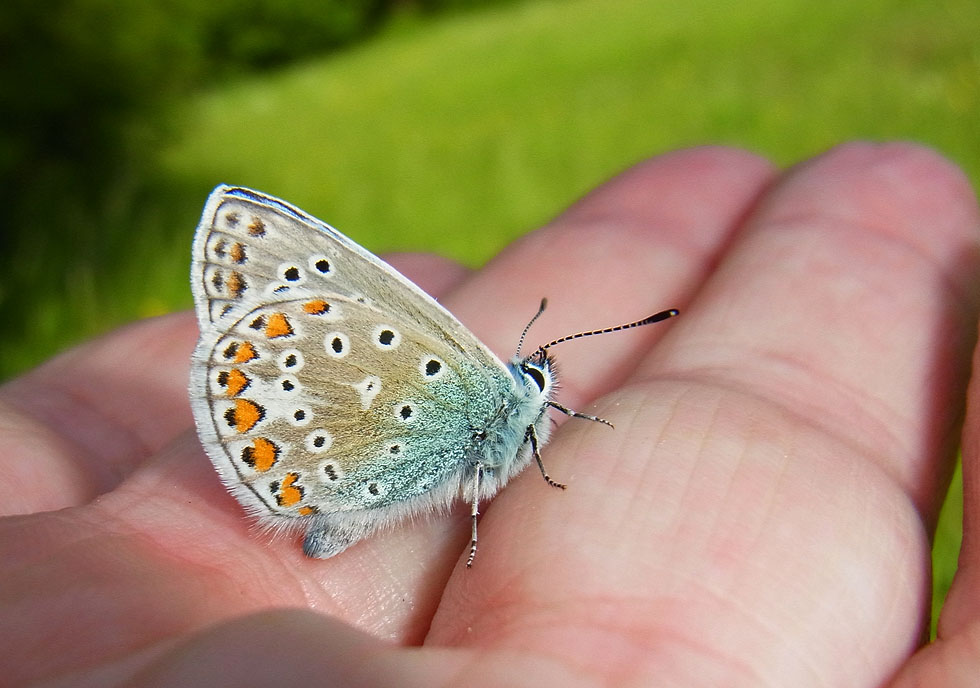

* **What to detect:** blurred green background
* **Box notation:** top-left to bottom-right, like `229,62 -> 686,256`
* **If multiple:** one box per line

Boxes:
0,0 -> 975,634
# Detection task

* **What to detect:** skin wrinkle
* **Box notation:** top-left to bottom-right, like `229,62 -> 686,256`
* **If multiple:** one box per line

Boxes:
821,208 -> 976,316
603,420 -> 675,535
743,415 -> 793,554
806,488 -> 926,681
874,516 -> 927,651
672,514 -> 832,685
658,385 -> 720,540
699,204 -> 974,480
342,560 -> 432,641
748,344 -> 905,454
687,582 -> 826,688
559,385 -> 689,569
759,212 -> 980,352
555,213 -> 727,269
660,366 -> 912,498
690,393 -> 751,561
5,319 -> 193,469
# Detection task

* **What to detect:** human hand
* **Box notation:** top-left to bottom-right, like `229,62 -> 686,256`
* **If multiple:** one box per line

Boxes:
1,143 -> 977,686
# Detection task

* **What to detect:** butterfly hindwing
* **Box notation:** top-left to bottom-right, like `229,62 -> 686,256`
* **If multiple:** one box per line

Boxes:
197,295 -> 504,521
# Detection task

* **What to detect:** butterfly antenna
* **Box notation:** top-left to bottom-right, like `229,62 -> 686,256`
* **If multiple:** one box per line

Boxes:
540,308 -> 679,351
516,298 -> 549,357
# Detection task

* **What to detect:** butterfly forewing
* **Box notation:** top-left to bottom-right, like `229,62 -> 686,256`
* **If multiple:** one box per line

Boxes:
192,187 -> 505,373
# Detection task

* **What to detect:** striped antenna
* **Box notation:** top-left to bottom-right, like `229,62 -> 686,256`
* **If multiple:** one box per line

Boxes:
516,298 -> 549,357
540,308 -> 679,351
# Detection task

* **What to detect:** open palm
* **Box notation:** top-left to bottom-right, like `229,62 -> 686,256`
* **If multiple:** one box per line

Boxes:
2,144 -> 978,687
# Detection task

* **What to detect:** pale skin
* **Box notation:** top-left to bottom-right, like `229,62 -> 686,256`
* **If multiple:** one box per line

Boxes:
1,143 -> 978,687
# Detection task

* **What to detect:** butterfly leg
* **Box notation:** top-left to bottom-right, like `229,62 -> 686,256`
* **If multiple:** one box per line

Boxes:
526,424 -> 567,490
466,464 -> 483,568
546,401 -> 614,428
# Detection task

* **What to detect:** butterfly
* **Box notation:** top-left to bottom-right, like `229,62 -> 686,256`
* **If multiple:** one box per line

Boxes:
189,185 -> 677,565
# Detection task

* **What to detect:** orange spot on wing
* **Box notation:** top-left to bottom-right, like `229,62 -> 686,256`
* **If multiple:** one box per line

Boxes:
298,506 -> 317,516
275,473 -> 304,507
265,313 -> 293,338
233,341 -> 258,363
226,398 -> 264,433
242,437 -> 279,472
303,299 -> 330,315
221,369 -> 250,397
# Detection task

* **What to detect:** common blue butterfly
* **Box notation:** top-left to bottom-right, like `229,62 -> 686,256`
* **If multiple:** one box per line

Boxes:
189,186 -> 677,565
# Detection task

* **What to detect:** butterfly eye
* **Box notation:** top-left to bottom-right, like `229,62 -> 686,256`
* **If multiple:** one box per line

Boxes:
523,364 -> 547,393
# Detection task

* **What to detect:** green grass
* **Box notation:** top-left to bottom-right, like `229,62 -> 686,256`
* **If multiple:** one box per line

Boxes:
6,0 -> 977,636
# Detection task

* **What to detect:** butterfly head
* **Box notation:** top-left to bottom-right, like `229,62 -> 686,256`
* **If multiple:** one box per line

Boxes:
514,347 -> 557,405
509,301 -> 680,419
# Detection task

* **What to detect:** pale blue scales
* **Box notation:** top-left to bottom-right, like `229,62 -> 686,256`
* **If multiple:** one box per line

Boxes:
189,185 -> 677,565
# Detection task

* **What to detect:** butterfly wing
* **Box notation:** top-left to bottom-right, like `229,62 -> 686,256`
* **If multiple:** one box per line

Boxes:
189,186 -> 520,552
